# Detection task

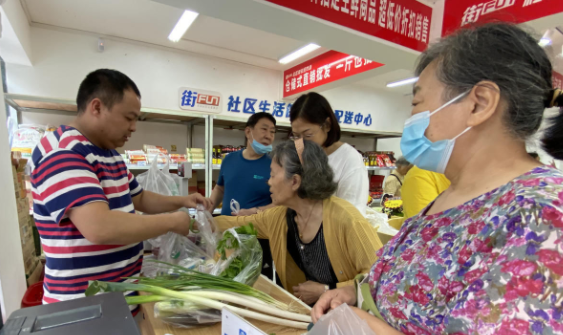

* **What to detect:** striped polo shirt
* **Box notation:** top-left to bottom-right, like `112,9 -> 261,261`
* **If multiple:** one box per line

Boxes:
31,126 -> 143,310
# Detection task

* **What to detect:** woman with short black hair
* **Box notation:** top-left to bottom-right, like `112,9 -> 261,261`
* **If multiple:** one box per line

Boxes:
289,92 -> 369,215
215,139 -> 382,305
313,23 -> 563,334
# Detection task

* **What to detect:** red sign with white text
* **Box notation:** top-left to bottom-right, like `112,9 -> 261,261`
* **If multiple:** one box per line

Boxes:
443,0 -> 563,36
283,51 -> 384,98
264,0 -> 432,52
553,71 -> 563,91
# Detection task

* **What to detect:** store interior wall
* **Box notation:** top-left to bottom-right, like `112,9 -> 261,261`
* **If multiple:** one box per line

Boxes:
6,26 -> 281,110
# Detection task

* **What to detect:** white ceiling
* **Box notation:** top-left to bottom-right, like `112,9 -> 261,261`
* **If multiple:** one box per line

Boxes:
21,0 -> 327,70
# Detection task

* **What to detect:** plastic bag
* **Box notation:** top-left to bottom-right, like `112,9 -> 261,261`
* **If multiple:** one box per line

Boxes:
154,300 -> 220,328
210,228 -> 263,285
366,207 -> 399,236
137,155 -> 183,250
308,304 -> 376,335
137,155 -> 181,198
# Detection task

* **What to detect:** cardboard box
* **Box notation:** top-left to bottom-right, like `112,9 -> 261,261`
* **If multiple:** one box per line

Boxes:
27,262 -> 43,287
23,256 -> 38,275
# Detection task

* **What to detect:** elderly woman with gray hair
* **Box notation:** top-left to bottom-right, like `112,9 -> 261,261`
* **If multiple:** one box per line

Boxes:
383,156 -> 412,197
215,139 -> 382,305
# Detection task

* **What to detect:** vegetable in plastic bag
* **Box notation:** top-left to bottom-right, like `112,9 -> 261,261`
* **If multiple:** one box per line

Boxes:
308,304 -> 376,335
212,224 -> 262,285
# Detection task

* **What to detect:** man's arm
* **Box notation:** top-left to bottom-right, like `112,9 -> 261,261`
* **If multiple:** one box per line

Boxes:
132,191 -> 212,214
209,185 -> 225,211
69,202 -> 193,245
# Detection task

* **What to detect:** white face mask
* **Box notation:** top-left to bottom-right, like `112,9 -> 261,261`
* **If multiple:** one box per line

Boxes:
400,92 -> 471,174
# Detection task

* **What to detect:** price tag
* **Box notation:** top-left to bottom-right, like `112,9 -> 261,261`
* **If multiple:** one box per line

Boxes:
221,308 -> 267,335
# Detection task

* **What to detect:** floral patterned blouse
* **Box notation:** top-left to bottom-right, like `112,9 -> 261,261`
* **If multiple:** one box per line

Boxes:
369,166 -> 563,335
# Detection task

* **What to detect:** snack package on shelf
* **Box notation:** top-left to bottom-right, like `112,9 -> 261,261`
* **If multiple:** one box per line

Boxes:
169,154 -> 187,164
382,153 -> 393,167
186,148 -> 205,165
126,150 -> 148,166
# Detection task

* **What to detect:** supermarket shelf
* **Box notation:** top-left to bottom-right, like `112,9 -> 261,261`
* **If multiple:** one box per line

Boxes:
366,166 -> 396,171
127,164 -> 221,171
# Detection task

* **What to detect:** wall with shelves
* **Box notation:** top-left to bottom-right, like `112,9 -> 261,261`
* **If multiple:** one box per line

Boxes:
20,112 -> 191,155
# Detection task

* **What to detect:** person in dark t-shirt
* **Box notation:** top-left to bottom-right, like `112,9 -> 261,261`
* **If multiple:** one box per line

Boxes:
210,112 -> 278,280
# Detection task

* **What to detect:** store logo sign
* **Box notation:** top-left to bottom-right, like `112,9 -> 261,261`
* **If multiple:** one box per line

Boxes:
179,87 -> 223,114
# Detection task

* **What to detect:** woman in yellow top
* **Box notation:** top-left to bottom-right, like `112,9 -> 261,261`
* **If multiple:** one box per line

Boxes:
401,166 -> 450,218
215,139 -> 382,305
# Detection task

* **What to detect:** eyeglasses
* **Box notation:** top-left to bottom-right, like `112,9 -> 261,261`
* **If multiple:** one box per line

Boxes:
289,126 -> 323,141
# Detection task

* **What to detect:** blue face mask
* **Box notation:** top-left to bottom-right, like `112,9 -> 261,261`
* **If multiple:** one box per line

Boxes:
400,92 -> 471,174
250,134 -> 272,155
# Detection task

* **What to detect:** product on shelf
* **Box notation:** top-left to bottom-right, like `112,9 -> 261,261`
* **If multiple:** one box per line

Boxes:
186,148 -> 205,165
126,150 -> 148,166
169,154 -> 187,164
362,151 -> 397,167
212,146 -> 223,165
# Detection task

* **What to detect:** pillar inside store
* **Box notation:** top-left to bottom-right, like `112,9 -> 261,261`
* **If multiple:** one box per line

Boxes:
0,63 -> 27,322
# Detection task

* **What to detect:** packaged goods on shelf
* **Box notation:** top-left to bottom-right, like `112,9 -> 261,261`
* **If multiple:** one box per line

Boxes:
363,151 -> 397,168
186,148 -> 205,153
126,150 -> 148,165
11,125 -> 48,160
212,146 -> 223,165
169,154 -> 187,164
143,144 -> 169,156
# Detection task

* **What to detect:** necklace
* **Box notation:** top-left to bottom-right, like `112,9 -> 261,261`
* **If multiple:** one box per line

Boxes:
297,201 -> 320,239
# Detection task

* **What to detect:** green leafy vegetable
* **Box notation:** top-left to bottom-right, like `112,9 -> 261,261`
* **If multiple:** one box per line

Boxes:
216,223 -> 261,282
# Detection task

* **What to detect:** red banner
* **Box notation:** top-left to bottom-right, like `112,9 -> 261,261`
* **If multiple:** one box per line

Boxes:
264,0 -> 432,52
443,0 -> 563,36
283,51 -> 384,98
553,71 -> 563,91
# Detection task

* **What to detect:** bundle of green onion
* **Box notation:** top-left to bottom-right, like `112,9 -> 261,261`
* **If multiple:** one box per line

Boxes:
85,260 -> 311,329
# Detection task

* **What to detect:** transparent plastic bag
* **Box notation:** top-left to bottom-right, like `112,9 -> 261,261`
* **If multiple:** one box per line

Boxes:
308,304 -> 376,335
210,228 -> 263,286
154,300 -> 221,328
137,155 -> 181,198
366,207 -> 399,236
145,205 -> 219,277
137,155 -> 183,250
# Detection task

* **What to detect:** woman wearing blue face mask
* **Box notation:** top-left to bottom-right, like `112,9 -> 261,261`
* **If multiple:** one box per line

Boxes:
312,23 -> 563,335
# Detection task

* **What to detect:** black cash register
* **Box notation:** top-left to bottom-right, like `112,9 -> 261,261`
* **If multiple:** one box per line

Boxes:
1,292 -> 141,335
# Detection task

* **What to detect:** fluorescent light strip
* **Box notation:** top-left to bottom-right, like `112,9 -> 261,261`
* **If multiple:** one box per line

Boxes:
168,10 -> 199,42
386,77 -> 419,88
279,44 -> 320,64
539,38 -> 551,47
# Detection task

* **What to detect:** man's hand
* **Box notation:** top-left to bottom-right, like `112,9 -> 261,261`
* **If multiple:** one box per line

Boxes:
311,285 -> 357,323
183,193 -> 213,211
170,211 -> 193,236
293,281 -> 326,305
232,208 -> 257,216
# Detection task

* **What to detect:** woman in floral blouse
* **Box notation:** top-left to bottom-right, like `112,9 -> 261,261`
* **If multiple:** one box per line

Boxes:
312,23 -> 563,334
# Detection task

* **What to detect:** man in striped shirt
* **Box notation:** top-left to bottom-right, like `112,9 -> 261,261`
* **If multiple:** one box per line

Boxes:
31,69 -> 211,311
